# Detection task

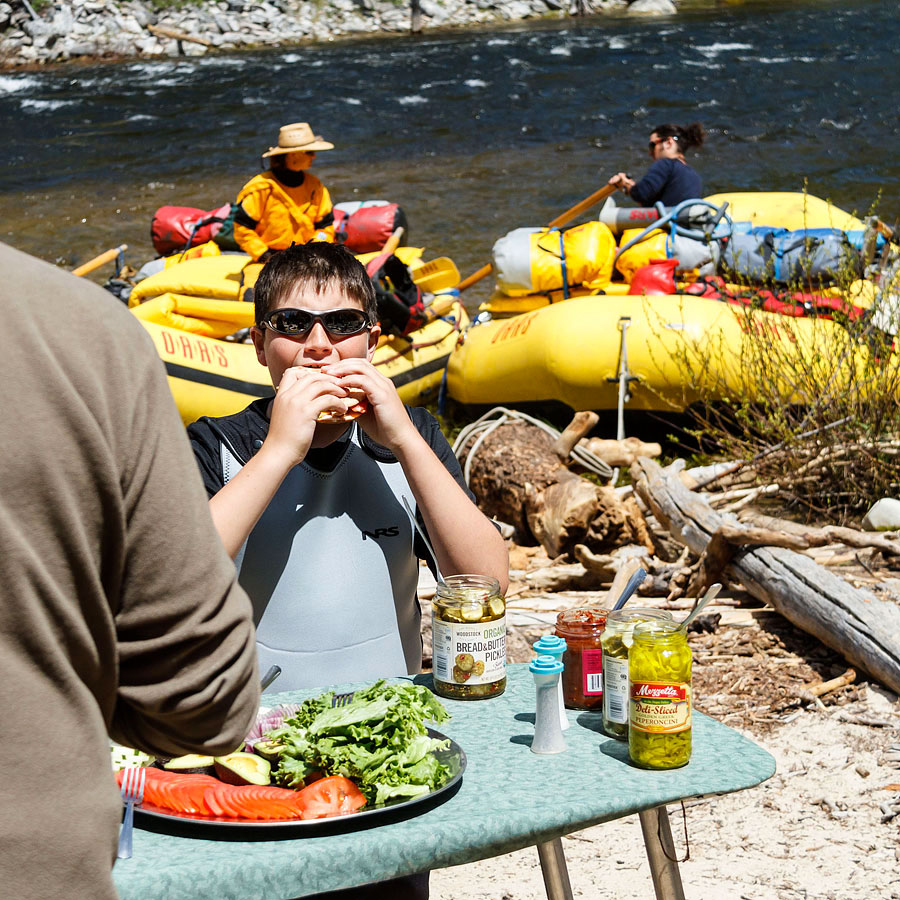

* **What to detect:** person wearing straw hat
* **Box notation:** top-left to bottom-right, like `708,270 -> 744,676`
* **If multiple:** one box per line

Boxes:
233,122 -> 337,262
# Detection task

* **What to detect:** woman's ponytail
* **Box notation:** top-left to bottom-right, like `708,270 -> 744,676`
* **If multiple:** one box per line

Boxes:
651,122 -> 706,155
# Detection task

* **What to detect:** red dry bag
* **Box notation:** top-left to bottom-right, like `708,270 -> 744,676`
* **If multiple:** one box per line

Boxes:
628,258 -> 679,295
333,202 -> 408,253
151,203 -> 233,255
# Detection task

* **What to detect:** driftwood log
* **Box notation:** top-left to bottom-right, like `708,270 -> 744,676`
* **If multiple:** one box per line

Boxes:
147,24 -> 213,46
461,418 -> 653,559
580,436 -> 662,468
631,458 -> 900,694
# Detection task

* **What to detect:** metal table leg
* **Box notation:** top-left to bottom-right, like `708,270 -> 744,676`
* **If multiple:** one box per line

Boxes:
536,837 -> 574,900
638,805 -> 686,900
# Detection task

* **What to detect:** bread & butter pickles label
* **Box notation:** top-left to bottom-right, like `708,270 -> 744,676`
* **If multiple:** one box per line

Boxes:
629,681 -> 691,733
433,617 -> 506,685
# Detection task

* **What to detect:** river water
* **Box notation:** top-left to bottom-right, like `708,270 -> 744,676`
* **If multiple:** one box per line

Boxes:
0,0 -> 896,300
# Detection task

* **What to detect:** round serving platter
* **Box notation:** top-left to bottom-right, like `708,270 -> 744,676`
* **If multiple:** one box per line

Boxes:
134,728 -> 466,832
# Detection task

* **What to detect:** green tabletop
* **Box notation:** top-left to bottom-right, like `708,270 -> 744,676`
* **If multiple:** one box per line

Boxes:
113,663 -> 775,899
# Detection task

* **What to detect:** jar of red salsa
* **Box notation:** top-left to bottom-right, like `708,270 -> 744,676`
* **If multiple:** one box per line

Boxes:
554,608 -> 609,710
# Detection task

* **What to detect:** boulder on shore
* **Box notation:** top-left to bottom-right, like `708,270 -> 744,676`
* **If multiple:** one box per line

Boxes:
0,0 -> 634,68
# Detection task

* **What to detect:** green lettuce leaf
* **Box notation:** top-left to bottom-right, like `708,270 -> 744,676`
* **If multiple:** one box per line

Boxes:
268,681 -> 452,804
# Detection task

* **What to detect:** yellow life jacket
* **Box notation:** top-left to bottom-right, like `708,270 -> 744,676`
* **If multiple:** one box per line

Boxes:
233,171 -> 334,260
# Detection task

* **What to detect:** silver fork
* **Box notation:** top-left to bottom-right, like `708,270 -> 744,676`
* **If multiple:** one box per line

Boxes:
331,691 -> 355,708
117,766 -> 146,860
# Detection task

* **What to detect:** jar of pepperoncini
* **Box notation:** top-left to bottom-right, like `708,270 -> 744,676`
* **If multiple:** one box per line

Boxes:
554,608 -> 609,710
628,620 -> 692,769
601,609 -> 674,740
432,575 -> 506,700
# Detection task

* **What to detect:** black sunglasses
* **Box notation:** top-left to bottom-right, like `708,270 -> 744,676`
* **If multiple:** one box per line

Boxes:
261,307 -> 371,338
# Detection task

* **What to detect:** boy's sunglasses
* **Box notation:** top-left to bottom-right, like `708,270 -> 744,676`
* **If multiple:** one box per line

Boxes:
261,307 -> 371,338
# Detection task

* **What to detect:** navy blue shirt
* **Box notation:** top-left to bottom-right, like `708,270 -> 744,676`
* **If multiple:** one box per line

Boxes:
629,158 -> 703,207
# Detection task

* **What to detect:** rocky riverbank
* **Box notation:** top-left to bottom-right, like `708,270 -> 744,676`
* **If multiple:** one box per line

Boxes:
0,0 -> 677,68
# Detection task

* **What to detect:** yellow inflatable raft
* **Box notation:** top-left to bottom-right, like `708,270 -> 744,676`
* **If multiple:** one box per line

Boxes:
447,193 -> 891,414
128,249 -> 466,424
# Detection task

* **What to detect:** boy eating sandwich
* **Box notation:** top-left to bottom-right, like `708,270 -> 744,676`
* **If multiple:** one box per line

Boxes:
188,242 -> 509,693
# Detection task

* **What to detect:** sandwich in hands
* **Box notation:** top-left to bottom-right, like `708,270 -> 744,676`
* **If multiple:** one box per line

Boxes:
316,388 -> 369,424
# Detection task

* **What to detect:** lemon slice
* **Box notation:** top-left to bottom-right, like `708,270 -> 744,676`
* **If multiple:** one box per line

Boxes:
488,596 -> 506,617
460,601 -> 484,621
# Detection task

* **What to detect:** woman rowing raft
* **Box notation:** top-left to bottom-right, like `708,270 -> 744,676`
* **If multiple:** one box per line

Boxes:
608,122 -> 706,207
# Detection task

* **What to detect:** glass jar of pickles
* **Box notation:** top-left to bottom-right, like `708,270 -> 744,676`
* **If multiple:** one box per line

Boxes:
628,620 -> 692,769
554,608 -> 609,710
601,609 -> 674,740
432,575 -> 506,700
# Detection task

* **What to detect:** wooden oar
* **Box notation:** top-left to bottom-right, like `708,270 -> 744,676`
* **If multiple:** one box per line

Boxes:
72,244 -> 128,277
457,183 -> 618,293
364,227 -> 406,277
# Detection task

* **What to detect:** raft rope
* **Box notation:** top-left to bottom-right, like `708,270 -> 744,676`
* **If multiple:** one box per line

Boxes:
451,406 -> 614,487
615,198 -> 732,262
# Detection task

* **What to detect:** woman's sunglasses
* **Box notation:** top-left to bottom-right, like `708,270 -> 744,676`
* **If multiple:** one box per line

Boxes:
261,307 -> 371,338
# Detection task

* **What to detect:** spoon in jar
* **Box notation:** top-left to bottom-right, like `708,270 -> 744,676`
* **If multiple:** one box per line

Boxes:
259,665 -> 282,692
678,582 -> 723,632
610,567 -> 647,613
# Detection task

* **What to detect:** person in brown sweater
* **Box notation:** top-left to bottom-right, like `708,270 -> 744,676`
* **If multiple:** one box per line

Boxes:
0,241 -> 260,900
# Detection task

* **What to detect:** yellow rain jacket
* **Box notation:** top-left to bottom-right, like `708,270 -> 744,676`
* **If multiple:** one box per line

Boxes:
233,170 -> 335,260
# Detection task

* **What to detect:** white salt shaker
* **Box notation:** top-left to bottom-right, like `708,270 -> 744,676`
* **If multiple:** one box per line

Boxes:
529,655 -> 566,754
532,634 -> 570,731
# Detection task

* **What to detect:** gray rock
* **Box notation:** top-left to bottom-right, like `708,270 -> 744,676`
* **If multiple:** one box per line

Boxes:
627,0 -> 676,14
22,18 -> 49,37
122,16 -> 145,35
63,39 -> 101,57
50,7 -> 75,34
377,9 -> 408,31
128,4 -> 158,27
504,0 -> 534,17
0,0 -> 679,66
135,36 -> 162,53
247,7 -> 271,24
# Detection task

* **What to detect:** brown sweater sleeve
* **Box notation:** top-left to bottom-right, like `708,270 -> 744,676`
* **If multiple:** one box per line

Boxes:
109,337 -> 260,757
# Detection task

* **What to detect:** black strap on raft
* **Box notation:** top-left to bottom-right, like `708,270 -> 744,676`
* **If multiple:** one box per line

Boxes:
178,210 -> 232,261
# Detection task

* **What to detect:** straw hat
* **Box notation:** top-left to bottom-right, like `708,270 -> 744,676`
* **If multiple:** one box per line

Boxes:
262,122 -> 334,158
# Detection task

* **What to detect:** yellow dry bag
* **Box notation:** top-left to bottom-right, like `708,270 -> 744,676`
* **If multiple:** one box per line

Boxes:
492,221 -> 616,297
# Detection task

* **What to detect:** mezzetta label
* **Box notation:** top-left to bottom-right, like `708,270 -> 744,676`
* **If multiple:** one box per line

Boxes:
629,681 -> 691,733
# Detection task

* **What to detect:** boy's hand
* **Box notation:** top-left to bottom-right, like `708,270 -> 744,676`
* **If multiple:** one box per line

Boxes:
321,359 -> 417,452
266,366 -> 351,464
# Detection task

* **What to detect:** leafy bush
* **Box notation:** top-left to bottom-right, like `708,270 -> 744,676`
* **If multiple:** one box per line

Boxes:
659,223 -> 900,524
